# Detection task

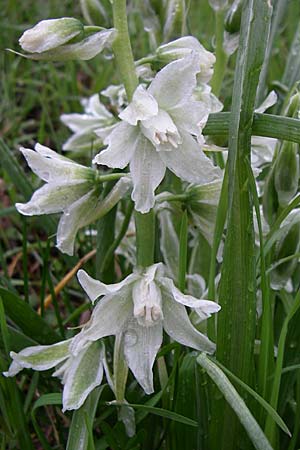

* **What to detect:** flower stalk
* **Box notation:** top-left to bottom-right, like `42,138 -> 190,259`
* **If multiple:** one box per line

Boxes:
112,0 -> 155,268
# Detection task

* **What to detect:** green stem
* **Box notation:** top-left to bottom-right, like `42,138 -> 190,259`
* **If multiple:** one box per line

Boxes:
178,210 -> 188,292
112,0 -> 155,269
135,210 -> 155,268
112,0 -> 138,101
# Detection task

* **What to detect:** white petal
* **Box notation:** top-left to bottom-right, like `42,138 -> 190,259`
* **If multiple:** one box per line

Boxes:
6,340 -> 71,372
24,29 -> 117,61
162,296 -> 216,353
119,85 -> 158,126
93,122 -> 139,169
20,145 -> 89,182
61,113 -> 106,133
16,181 -> 91,216
19,18 -> 83,53
77,269 -> 139,303
169,100 -> 208,140
123,319 -> 163,394
160,276 -> 220,313
62,341 -> 104,411
130,135 -> 166,213
3,360 -> 23,377
85,94 -> 114,119
255,91 -> 277,113
160,130 -> 222,184
70,292 -> 133,354
148,53 -> 200,110
57,177 -> 131,255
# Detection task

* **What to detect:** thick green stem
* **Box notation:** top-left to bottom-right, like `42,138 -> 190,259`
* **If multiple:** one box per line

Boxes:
112,0 -> 138,101
135,210 -> 155,268
112,0 -> 155,269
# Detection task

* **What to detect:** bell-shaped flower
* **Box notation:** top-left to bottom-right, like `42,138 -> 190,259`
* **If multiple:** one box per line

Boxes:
155,36 -> 216,83
4,338 -> 105,412
94,54 -> 221,213
16,143 -> 131,255
72,263 -> 220,394
61,94 -> 117,152
16,17 -> 116,61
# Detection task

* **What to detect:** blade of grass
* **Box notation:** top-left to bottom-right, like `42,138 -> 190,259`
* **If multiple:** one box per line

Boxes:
197,354 -> 273,450
264,289 -> 300,446
212,2 -> 272,449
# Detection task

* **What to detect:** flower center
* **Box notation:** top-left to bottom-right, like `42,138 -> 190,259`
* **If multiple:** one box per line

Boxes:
140,109 -> 182,150
132,279 -> 163,327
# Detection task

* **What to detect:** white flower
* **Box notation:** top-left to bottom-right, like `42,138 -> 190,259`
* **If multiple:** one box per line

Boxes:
156,36 -> 216,83
17,18 -> 116,61
94,54 -> 221,213
4,338 -> 105,412
73,263 -> 220,394
61,94 -> 117,152
16,143 -> 131,255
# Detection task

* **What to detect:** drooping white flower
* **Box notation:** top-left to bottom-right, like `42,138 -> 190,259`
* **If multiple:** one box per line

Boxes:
17,18 -> 116,61
16,143 -> 131,255
61,94 -> 117,152
94,54 -> 222,213
155,36 -> 216,83
73,263 -> 220,394
4,338 -> 105,412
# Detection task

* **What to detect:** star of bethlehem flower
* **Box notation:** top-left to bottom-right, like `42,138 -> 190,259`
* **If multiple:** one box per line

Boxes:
4,337 -> 105,412
73,263 -> 220,394
93,54 -> 222,213
16,143 -> 131,255
61,93 -> 117,152
15,17 -> 116,61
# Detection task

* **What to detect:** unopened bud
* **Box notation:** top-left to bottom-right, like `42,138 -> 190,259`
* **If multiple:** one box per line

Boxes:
274,141 -> 299,207
16,18 -> 116,61
156,36 -> 215,83
19,18 -> 83,53
209,0 -> 229,12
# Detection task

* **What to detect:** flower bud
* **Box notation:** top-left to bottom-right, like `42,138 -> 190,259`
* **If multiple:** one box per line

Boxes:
17,18 -> 116,61
19,18 -> 84,53
80,0 -> 109,26
283,92 -> 300,119
224,0 -> 242,33
156,36 -> 216,83
209,0 -> 229,12
274,141 -> 299,207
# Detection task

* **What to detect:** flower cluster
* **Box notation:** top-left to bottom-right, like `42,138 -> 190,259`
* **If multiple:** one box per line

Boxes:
6,17 -> 223,419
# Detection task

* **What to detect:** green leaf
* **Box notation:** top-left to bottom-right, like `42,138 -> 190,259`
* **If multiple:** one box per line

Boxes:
108,402 -> 197,428
67,387 -> 104,450
203,112 -> 300,145
213,358 -> 291,437
197,354 -> 273,450
265,289 -> 300,445
213,2 -> 272,449
0,287 -> 60,345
